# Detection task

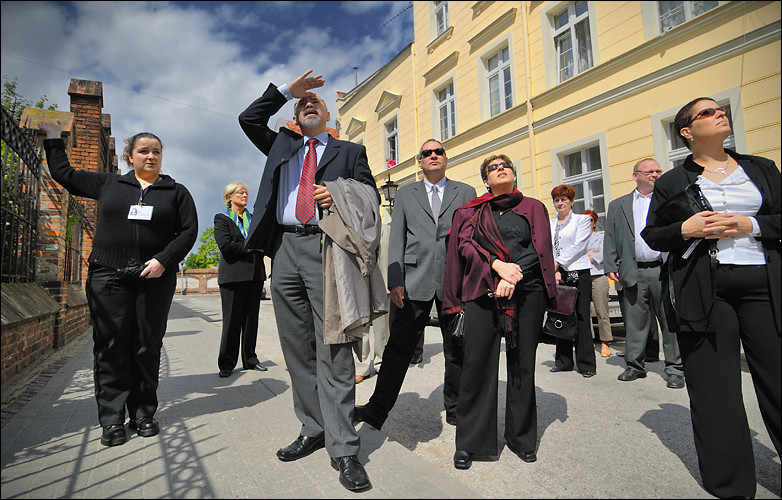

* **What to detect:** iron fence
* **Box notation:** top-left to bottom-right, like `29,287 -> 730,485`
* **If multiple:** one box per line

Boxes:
1,105 -> 41,283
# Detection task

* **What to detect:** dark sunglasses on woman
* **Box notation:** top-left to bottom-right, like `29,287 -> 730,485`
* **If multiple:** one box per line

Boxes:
689,106 -> 728,124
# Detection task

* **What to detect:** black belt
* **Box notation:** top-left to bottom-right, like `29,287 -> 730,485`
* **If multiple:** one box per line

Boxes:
281,224 -> 321,235
637,260 -> 662,269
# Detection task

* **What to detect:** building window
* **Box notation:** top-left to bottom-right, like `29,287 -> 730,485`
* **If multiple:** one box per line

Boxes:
553,1 -> 593,83
665,103 -> 735,168
434,1 -> 449,37
658,1 -> 718,33
561,145 -> 605,225
385,118 -> 399,164
437,82 -> 456,140
487,46 -> 513,117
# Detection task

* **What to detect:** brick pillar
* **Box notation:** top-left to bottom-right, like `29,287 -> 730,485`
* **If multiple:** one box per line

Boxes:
68,79 -> 106,285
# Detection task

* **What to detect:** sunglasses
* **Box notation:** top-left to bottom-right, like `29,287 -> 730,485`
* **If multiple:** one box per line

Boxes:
420,148 -> 445,159
689,106 -> 728,125
486,162 -> 511,174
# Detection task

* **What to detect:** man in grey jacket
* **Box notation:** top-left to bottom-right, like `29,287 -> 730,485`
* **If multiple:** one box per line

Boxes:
354,139 -> 477,429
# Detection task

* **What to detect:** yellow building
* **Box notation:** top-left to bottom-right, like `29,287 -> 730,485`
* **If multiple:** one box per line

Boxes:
336,1 -> 781,224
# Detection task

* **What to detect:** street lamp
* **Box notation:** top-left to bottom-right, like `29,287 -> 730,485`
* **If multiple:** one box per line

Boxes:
380,175 -> 398,210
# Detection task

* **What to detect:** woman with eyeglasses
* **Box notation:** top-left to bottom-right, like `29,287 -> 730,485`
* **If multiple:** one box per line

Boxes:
641,97 -> 781,499
443,154 -> 557,469
549,185 -> 596,377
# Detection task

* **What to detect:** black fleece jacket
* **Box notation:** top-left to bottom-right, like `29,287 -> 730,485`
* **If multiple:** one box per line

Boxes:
43,138 -> 198,274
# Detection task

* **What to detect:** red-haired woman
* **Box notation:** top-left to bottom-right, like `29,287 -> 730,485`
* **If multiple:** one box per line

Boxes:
549,185 -> 596,377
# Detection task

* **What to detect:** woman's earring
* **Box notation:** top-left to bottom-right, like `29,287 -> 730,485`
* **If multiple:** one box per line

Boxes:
690,137 -> 694,142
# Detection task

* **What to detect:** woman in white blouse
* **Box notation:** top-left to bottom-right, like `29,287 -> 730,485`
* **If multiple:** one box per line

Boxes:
549,185 -> 596,377
582,210 -> 613,357
642,97 -> 780,499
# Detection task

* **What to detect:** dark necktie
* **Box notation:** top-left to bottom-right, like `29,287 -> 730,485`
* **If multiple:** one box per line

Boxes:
296,138 -> 318,224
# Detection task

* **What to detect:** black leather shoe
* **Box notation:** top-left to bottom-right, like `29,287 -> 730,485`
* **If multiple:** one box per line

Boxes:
410,353 -> 423,365
517,450 -> 537,462
101,424 -> 126,447
445,413 -> 457,426
666,374 -> 685,389
219,369 -> 232,378
550,366 -> 572,373
581,371 -> 596,378
276,435 -> 325,461
245,363 -> 268,372
135,417 -> 159,437
330,456 -> 371,491
453,449 -> 473,470
617,367 -> 647,381
353,405 -> 384,430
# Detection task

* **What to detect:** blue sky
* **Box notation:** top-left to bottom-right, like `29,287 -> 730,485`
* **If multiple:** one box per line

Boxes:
1,0 -> 413,257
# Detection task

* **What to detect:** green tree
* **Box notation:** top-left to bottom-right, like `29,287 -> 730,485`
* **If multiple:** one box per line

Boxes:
184,227 -> 220,269
2,75 -> 58,121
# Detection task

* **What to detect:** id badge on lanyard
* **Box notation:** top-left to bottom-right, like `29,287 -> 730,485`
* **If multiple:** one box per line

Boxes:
128,185 -> 154,220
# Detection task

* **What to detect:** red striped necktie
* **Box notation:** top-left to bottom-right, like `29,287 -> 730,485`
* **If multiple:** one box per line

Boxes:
296,138 -> 318,224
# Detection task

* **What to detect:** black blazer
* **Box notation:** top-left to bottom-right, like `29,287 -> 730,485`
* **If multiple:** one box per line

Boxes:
238,84 -> 379,255
214,213 -> 266,285
641,150 -> 781,334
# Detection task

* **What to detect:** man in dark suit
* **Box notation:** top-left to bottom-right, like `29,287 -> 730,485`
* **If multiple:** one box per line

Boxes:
604,158 -> 684,388
354,139 -> 477,430
239,70 -> 378,492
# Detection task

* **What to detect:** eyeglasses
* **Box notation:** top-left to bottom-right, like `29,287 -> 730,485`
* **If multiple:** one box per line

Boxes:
420,147 -> 445,159
486,162 -> 511,174
634,169 -> 662,176
689,106 -> 728,125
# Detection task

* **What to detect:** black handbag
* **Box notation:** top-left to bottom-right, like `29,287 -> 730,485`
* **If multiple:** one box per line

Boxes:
543,311 -> 578,341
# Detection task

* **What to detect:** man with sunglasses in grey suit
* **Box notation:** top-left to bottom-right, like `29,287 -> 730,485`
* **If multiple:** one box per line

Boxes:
354,139 -> 477,430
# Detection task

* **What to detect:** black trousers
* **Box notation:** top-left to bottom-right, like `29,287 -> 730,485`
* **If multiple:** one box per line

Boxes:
456,289 -> 546,456
554,269 -> 596,373
218,281 -> 264,370
86,265 -> 176,426
366,296 -> 462,426
677,264 -> 781,499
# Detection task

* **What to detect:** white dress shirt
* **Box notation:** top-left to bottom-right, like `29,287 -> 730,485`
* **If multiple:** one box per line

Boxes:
633,190 -> 662,263
423,176 -> 446,215
276,84 -> 329,225
697,165 -> 765,265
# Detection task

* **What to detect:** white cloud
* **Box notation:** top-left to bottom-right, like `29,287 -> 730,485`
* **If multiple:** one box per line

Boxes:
1,0 -> 413,259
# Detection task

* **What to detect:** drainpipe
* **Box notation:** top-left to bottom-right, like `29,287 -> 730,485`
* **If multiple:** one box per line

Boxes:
521,1 -> 539,198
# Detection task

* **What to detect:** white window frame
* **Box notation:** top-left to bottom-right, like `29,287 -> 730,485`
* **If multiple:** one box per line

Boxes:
435,81 -> 457,141
552,1 -> 594,84
485,45 -> 513,117
384,117 -> 399,165
657,1 -> 719,34
434,1 -> 450,37
551,133 -> 609,227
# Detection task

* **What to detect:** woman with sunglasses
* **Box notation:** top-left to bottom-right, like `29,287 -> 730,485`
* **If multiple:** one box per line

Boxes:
443,154 -> 557,469
641,97 -> 780,499
549,185 -> 596,377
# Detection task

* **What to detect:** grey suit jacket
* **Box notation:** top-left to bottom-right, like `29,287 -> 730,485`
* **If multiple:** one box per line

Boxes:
387,178 -> 477,302
604,192 -> 642,289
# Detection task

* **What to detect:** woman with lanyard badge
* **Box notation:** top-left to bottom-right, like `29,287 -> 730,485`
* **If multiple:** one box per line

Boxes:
38,120 -> 198,447
214,182 -> 268,378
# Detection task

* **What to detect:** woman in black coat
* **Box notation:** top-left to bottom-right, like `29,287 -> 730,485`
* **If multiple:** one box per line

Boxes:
641,97 -> 780,499
39,120 -> 198,447
214,182 -> 267,378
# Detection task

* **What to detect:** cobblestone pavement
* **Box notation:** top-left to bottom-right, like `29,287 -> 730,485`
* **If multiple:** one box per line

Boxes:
1,293 -> 779,498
